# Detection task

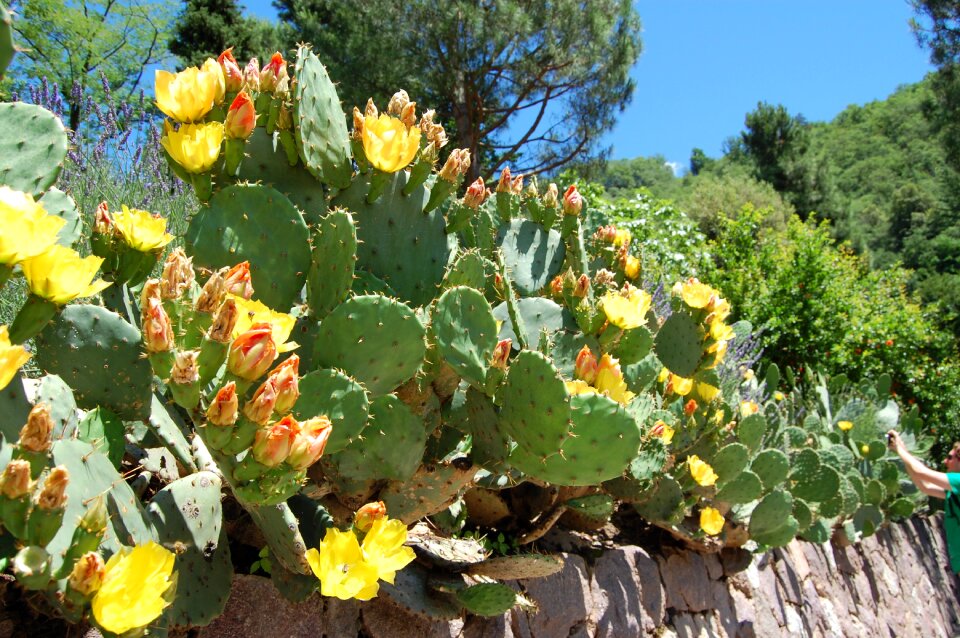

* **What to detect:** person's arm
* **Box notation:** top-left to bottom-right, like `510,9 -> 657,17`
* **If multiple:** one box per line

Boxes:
888,430 -> 949,498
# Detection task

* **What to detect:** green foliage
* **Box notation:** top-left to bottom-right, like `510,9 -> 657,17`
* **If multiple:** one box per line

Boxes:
678,168 -> 792,239
169,0 -> 284,68
588,155 -> 683,200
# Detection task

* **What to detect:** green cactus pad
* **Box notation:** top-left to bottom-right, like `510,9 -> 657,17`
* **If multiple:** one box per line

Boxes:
800,519 -> 831,544
147,471 -> 231,627
465,553 -> 564,580
78,407 -> 125,468
793,498 -> 813,533
314,294 -> 426,396
851,504 -> 883,538
748,491 -> 798,547
32,374 -> 78,441
622,353 -> 663,394
750,449 -> 790,492
186,184 -> 311,311
614,325 -> 654,365
147,395 -> 198,474
549,331 -> 601,381
0,373 -> 31,442
861,440 -> 887,461
49,440 -> 155,574
789,450 -> 840,503
224,128 -> 328,222
39,188 -> 81,247
331,394 -> 426,481
293,45 -> 352,189
456,583 -> 518,617
0,102 -> 68,196
498,350 -> 571,458
564,493 -> 615,521
634,475 -> 684,524
352,269 -> 397,297
876,460 -> 901,495
247,502 -> 310,575
819,444 -> 856,469
715,470 -> 762,504
380,460 -> 476,524
307,209 -> 357,317
887,497 -> 914,518
737,414 -> 767,451
443,250 -> 494,293
495,220 -> 565,295
334,171 -> 456,307
712,443 -> 749,485
654,311 -> 703,378
35,305 -> 152,421
783,426 -> 809,447
379,561 -> 462,620
446,387 -> 511,469
432,286 -> 498,388
846,471 -> 865,501
864,479 -> 887,506
294,368 -> 370,454
493,297 -> 576,350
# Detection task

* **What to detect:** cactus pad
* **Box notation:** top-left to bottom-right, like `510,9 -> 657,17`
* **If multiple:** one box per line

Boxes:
432,286 -> 498,387
39,188 -> 81,247
748,491 -> 798,547
715,470 -> 762,504
457,583 -> 518,617
33,374 -> 78,441
493,298 -> 576,350
443,250 -> 494,293
330,394 -> 425,481
0,102 -> 68,196
186,184 -> 310,310
294,368 -> 370,454
465,553 -> 564,580
379,561 -> 461,620
35,305 -> 152,420
307,209 -> 357,317
380,460 -> 476,524
750,449 -> 790,492
788,450 -> 840,503
495,220 -> 565,295
314,294 -> 426,396
737,413 -> 767,451
654,311 -> 703,378
864,479 -> 887,506
614,325 -> 654,365
712,443 -> 749,484
0,3 -> 13,78
634,475 -> 684,524
549,331 -> 601,381
498,350 -> 571,458
293,45 -> 352,189
334,171 -> 456,306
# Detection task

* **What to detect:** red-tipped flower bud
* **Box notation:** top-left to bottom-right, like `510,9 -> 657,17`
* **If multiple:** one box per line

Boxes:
160,247 -> 194,300
439,148 -> 471,183
218,48 -> 244,93
68,551 -> 105,596
141,296 -> 175,354
208,297 -> 239,343
354,501 -> 387,533
259,52 -> 286,92
286,415 -> 332,470
243,58 -> 260,92
684,399 -> 699,416
94,201 -> 113,235
496,167 -> 513,193
574,274 -> 590,299
463,177 -> 487,210
196,267 -> 228,313
543,183 -> 559,208
224,261 -> 254,299
0,460 -> 31,498
227,323 -> 278,381
490,339 -> 512,370
244,377 -> 278,425
268,355 -> 300,414
207,382 -> 239,427
225,91 -> 256,140
252,415 -> 299,467
575,345 -> 599,385
549,274 -> 564,297
563,185 -> 583,216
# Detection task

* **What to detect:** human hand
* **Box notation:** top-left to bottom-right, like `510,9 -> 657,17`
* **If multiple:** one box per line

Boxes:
886,430 -> 903,453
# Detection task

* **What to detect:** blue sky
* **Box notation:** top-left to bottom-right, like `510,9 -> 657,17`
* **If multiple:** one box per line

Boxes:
243,1 -> 935,173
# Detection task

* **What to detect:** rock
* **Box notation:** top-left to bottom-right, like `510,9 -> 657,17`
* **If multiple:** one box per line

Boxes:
589,545 -> 664,636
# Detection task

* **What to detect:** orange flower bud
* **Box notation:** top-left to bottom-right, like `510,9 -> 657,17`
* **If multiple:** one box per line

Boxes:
196,267 -> 228,313
37,466 -> 69,510
224,91 -> 256,140
19,403 -> 53,453
575,345 -> 599,385
439,148 -> 470,183
243,58 -> 260,92
244,377 -> 278,425
463,177 -> 488,210
352,107 -> 364,139
252,415 -> 300,467
208,297 -> 239,343
141,297 -> 175,354
400,101 -> 417,129
563,185 -> 583,216
68,551 -> 105,596
259,52 -> 286,92
595,225 -> 617,243
510,174 -> 524,195
354,501 -> 387,533
0,459 -> 31,498
227,322 -> 278,381
684,399 -> 698,416
364,98 -> 378,119
268,355 -> 300,414
218,48 -> 244,93
207,382 -> 239,427
574,274 -> 590,299
496,167 -> 513,193
549,274 -> 564,297
224,261 -> 254,299
286,415 -> 333,470
490,339 -> 511,370
94,201 -> 113,235
543,183 -> 559,208
171,350 -> 200,384
160,247 -> 194,300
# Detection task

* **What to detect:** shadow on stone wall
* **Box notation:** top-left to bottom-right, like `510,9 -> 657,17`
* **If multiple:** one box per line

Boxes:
198,515 -> 960,638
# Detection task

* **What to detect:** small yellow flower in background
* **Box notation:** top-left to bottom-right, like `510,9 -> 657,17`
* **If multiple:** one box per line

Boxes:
670,374 -> 694,396
697,382 -> 720,403
700,506 -> 724,536
361,518 -> 416,585
154,60 -> 223,123
658,367 -> 670,383
229,295 -> 298,353
0,326 -> 30,390
112,205 -> 174,253
622,254 -> 640,280
600,287 -> 652,330
688,455 -> 718,487
161,121 -> 224,174
0,187 -> 65,266
838,420 -> 854,432
362,114 -> 421,173
565,379 -> 596,397
306,527 -> 380,601
21,245 -> 111,304
650,420 -> 675,445
860,444 -> 870,455
613,228 -> 632,247
678,278 -> 716,309
740,400 -> 760,418
774,391 -> 786,401
91,541 -> 175,635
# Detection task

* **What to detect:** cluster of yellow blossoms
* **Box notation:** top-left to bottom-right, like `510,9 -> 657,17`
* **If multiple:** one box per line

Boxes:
566,345 -> 634,406
156,58 -> 227,173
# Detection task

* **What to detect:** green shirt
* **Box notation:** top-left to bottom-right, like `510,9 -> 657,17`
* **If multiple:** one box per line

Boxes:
944,473 -> 960,573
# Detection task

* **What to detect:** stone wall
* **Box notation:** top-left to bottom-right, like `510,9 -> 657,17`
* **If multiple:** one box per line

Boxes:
200,515 -> 960,638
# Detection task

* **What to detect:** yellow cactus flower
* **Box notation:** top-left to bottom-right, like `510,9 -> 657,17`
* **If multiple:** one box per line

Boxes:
161,121 -> 224,174
112,205 -> 173,253
622,254 -> 640,280
678,278 -> 716,309
91,541 -> 175,635
740,401 -> 760,417
651,420 -> 675,445
565,379 -> 597,397
688,455 -> 718,487
774,391 -> 785,401
613,228 -> 632,247
697,382 -> 720,403
710,319 -> 734,342
837,420 -> 853,432
0,326 -> 30,390
595,353 -> 635,405
658,367 -> 670,383
229,295 -> 298,353
700,506 -> 724,536
21,245 -> 111,304
154,60 -> 223,123
0,187 -> 65,265
361,518 -> 416,585
600,288 -> 652,330
362,114 -> 421,173
306,527 -> 380,601
670,374 -> 694,396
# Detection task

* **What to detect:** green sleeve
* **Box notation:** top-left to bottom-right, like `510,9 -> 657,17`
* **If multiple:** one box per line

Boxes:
947,472 -> 960,494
